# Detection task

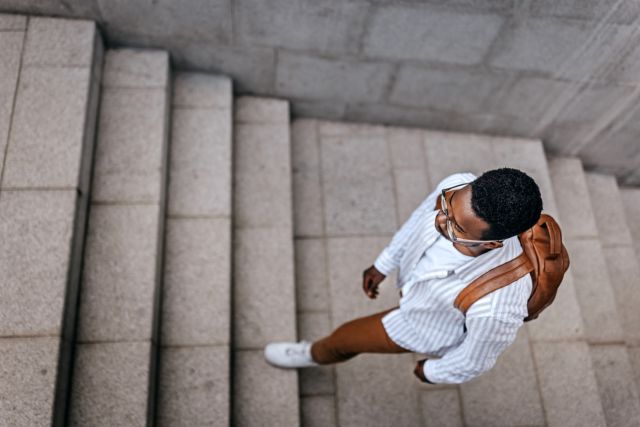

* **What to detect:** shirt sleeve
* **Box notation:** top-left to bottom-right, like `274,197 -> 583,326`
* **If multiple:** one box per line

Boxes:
422,315 -> 523,384
373,172 -> 477,276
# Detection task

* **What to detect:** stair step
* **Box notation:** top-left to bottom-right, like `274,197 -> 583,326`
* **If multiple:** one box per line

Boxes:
425,132 -> 589,426
232,97 -> 299,426
584,172 -> 640,424
0,13 -> 25,178
156,72 -> 233,425
69,48 -> 170,425
548,157 -> 639,426
591,344 -> 640,426
0,16 -> 102,424
585,173 -> 640,346
290,121 -> 614,426
548,158 -> 624,343
620,187 -> 640,395
621,188 -> 640,266
426,132 -> 552,426
533,341 -> 606,427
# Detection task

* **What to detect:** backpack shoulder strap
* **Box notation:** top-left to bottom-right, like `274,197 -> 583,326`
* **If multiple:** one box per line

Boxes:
454,252 -> 533,315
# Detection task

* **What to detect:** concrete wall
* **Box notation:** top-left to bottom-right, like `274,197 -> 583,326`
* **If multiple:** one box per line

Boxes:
1,0 -> 639,184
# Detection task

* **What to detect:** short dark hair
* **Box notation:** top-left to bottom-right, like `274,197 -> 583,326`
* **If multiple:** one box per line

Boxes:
470,168 -> 543,240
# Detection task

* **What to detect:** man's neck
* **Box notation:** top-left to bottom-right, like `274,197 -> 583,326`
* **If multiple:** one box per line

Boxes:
452,242 -> 494,257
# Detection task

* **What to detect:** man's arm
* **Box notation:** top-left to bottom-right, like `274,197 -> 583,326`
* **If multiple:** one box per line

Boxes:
416,315 -> 522,384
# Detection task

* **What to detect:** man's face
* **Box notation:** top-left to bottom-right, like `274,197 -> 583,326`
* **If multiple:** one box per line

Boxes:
435,185 -> 502,249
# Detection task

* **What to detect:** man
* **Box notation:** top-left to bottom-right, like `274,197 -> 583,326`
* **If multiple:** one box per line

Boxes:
265,167 -> 543,384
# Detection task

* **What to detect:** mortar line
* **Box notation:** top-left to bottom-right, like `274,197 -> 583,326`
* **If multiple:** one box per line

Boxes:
229,0 -> 238,46
354,2 -> 377,58
297,232 -> 395,239
22,63 -> 94,70
271,48 -> 279,94
172,105 -> 229,111
0,333 -> 61,340
91,200 -> 161,207
159,343 -> 230,349
300,392 -> 336,398
75,338 -> 157,345
167,213 -> 231,220
1,186 -> 79,192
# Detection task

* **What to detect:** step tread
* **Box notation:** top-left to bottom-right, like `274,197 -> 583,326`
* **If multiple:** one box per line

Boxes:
585,172 -> 633,247
586,173 -> 640,346
70,48 -> 170,426
23,17 -> 95,68
91,49 -> 169,204
0,13 -> 26,30
233,96 -> 299,426
548,157 -> 625,343
157,346 -> 230,426
102,48 -> 169,88
591,344 -> 640,426
157,72 -> 232,425
0,16 -> 101,425
2,18 -> 99,190
621,187 -> 640,261
534,341 -> 607,427
0,25 -> 24,180
549,157 -> 640,424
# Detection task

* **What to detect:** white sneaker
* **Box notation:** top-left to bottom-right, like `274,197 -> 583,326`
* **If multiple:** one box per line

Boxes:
264,341 -> 319,368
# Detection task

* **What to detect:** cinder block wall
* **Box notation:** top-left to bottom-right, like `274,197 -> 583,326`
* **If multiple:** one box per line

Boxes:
2,0 -> 639,184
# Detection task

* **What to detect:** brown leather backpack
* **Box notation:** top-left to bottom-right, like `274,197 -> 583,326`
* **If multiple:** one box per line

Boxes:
454,214 -> 570,322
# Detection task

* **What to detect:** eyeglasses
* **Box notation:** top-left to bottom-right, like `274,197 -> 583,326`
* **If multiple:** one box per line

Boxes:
439,182 -> 502,245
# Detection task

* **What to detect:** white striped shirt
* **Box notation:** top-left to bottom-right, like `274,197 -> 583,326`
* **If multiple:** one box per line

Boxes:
374,173 -> 532,384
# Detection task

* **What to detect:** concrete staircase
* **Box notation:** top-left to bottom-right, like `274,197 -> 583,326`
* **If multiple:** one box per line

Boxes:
2,13 -> 640,427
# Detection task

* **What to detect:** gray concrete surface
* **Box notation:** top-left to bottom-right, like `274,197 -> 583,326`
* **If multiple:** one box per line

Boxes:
590,344 -> 640,427
70,342 -> 154,426
157,346 -> 230,426
0,337 -> 60,426
232,97 -> 299,426
0,3 -> 638,184
0,27 -> 24,180
70,48 -> 170,426
548,156 -> 640,425
533,341 -> 607,427
290,119 -> 631,426
549,158 -> 625,344
157,72 -> 233,426
0,15 -> 102,425
621,188 -> 640,267
587,173 -> 640,347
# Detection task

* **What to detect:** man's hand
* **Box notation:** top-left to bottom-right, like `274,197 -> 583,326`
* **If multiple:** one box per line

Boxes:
362,265 -> 386,299
414,359 -> 433,383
